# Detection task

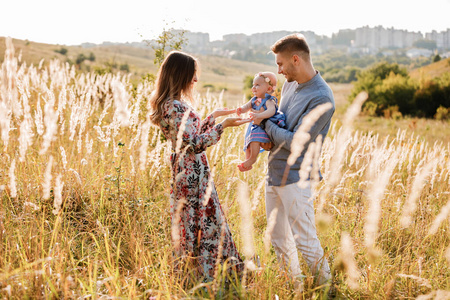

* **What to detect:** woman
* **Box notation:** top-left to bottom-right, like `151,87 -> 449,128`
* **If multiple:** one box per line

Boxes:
149,51 -> 249,281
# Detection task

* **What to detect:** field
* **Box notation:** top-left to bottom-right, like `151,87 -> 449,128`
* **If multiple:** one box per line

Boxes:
409,58 -> 450,81
329,82 -> 450,146
0,37 -> 272,103
1,37 -> 450,299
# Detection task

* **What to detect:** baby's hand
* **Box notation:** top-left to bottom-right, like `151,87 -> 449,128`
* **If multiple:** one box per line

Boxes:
236,107 -> 243,116
249,111 -> 260,119
212,108 -> 236,118
250,112 -> 264,125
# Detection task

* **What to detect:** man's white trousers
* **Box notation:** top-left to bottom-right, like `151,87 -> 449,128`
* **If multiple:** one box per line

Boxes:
265,181 -> 331,284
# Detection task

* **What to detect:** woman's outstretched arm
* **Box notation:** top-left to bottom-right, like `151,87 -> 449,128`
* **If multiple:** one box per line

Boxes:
200,108 -> 236,134
169,101 -> 224,154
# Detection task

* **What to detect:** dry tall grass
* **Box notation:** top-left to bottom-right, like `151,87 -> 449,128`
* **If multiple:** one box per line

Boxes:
0,37 -> 449,299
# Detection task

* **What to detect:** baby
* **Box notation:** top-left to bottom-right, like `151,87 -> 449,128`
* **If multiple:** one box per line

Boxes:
236,72 -> 286,172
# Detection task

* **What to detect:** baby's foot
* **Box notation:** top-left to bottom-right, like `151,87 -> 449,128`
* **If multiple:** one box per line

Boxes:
238,163 -> 253,172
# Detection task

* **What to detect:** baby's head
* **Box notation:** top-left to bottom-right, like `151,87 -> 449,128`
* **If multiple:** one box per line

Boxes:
252,72 -> 277,98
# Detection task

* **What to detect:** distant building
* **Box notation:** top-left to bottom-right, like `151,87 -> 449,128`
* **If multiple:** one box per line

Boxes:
170,30 -> 210,47
331,29 -> 356,47
80,42 -> 97,48
185,31 -> 210,47
223,33 -> 249,45
249,31 -> 288,46
247,31 -> 317,47
426,29 -> 450,49
406,48 -> 433,58
80,26 -> 450,61
354,26 -> 423,53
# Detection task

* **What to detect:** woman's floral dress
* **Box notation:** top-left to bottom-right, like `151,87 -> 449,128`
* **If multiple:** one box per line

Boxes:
159,99 -> 243,281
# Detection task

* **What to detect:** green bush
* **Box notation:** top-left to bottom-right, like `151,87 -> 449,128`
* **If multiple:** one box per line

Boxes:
243,75 -> 254,100
365,61 -> 408,80
375,73 -> 417,115
349,61 -> 450,119
350,61 -> 408,102
350,72 -> 382,104
322,67 -> 360,83
120,63 -> 130,72
435,106 -> 450,120
362,101 -> 378,116
382,105 -> 402,119
55,47 -> 68,55
141,73 -> 156,84
414,81 -> 447,118
76,53 -> 86,65
93,65 -> 112,75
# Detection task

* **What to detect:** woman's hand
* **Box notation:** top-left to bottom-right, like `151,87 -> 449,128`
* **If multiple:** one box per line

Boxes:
212,108 -> 236,119
220,117 -> 252,128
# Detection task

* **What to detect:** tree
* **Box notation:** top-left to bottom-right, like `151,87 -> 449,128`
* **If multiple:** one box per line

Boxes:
350,62 -> 407,99
349,61 -> 450,118
76,53 -> 86,65
149,23 -> 187,66
433,54 -> 441,63
55,47 -> 68,55
375,73 -> 416,115
413,39 -> 437,50
243,75 -> 254,100
364,61 -> 408,80
349,62 -> 409,114
88,52 -> 96,62
119,63 -> 130,72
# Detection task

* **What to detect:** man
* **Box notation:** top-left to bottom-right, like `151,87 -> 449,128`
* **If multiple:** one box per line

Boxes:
253,33 -> 335,286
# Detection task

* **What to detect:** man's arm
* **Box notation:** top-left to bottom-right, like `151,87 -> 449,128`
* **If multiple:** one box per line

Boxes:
265,97 -> 335,152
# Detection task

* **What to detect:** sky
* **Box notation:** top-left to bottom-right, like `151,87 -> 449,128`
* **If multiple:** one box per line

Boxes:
1,0 -> 450,45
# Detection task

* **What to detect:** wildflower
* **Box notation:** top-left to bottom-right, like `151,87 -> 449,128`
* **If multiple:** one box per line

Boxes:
338,232 -> 360,289
43,156 -> 53,200
52,174 -> 64,215
9,159 -> 16,198
60,146 -> 67,169
24,201 -> 39,211
237,182 -> 255,264
400,160 -> 435,228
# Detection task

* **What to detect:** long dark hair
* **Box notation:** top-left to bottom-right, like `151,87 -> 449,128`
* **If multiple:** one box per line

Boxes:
150,51 -> 197,125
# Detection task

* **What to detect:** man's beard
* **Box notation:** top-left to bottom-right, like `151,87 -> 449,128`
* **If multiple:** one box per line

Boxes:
285,75 -> 294,82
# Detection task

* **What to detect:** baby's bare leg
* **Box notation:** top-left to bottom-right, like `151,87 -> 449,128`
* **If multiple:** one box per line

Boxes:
245,147 -> 252,160
241,142 -> 260,170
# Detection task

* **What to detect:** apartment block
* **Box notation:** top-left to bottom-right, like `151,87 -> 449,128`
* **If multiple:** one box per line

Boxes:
354,26 -> 423,52
426,29 -> 450,49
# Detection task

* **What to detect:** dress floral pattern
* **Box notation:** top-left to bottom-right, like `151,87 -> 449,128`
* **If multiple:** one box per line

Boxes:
159,99 -> 243,281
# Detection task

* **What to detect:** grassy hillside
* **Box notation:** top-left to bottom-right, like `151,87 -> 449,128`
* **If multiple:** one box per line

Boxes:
409,57 -> 450,80
0,37 -> 159,75
0,37 -> 273,105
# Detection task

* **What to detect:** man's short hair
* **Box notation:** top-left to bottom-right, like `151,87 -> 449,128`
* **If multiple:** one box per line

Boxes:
271,34 -> 310,58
